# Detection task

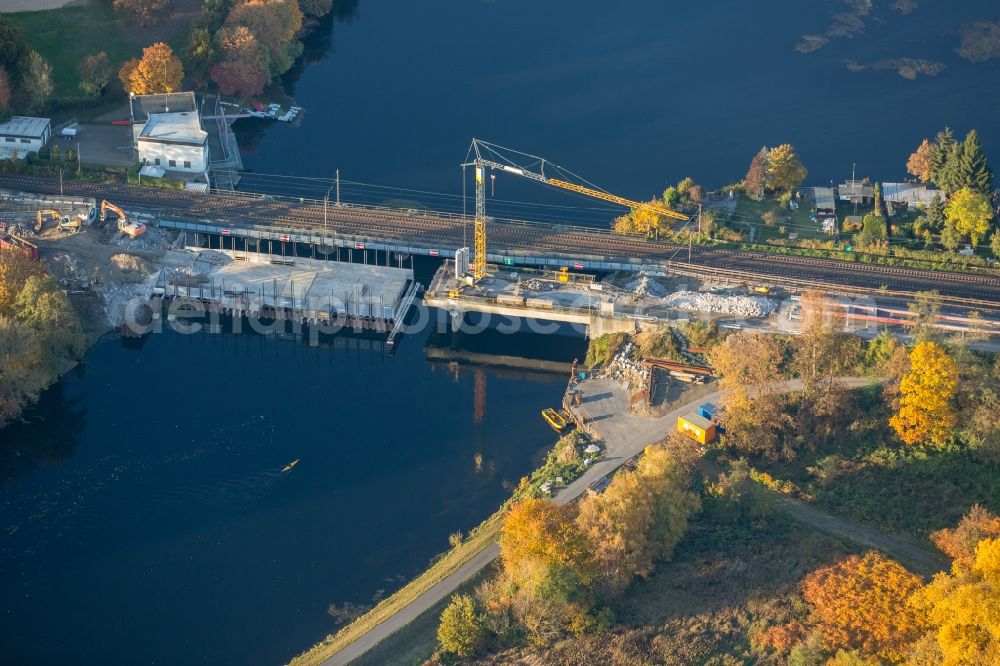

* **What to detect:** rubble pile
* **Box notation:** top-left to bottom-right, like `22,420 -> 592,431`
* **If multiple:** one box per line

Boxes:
102,274 -> 157,328
6,223 -> 36,238
110,253 -> 154,283
662,291 -> 777,317
48,253 -> 88,286
109,226 -> 169,251
521,278 -> 555,292
163,264 -> 209,286
600,341 -> 650,388
624,274 -> 670,299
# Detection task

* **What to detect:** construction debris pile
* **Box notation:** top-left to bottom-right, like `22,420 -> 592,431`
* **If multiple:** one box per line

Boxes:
662,291 -> 777,317
520,277 -> 556,292
102,274 -> 158,328
109,225 -> 169,251
599,341 -> 650,388
5,223 -> 36,238
110,253 -> 154,283
625,274 -> 671,299
48,253 -> 88,287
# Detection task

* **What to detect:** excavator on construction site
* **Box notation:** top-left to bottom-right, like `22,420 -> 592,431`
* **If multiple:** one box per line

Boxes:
462,139 -> 691,282
35,209 -> 69,233
100,200 -> 146,238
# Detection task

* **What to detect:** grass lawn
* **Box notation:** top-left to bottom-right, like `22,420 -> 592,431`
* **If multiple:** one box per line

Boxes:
8,0 -> 191,99
729,195 -> 824,243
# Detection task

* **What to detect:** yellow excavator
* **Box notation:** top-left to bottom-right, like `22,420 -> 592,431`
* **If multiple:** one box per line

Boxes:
35,209 -> 69,233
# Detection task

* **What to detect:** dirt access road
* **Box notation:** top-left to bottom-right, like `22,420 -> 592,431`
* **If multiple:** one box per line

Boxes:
318,375 -> 946,665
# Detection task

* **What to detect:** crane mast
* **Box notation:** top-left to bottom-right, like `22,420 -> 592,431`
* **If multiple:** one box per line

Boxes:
463,139 -> 689,282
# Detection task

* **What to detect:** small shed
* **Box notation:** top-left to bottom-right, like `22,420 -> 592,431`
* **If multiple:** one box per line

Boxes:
813,187 -> 836,215
698,402 -> 718,420
678,412 -> 717,445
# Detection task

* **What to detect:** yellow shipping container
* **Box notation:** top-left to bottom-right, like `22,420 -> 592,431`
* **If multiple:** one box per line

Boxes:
678,412 -> 716,445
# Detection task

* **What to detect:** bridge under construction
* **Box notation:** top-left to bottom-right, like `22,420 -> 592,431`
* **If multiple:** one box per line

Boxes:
0,174 -> 998,312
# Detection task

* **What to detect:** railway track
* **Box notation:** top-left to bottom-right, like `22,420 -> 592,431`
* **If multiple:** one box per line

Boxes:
1,174 -> 998,302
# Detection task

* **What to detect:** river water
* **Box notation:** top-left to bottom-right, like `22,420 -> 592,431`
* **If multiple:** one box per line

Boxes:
236,0 -> 1000,223
4,1 -> 999,664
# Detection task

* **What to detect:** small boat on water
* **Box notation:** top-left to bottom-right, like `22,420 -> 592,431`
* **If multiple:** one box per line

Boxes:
282,459 -> 300,473
542,408 -> 568,432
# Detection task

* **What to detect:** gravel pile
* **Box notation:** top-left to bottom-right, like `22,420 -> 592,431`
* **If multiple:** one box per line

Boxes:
521,278 -> 555,292
163,265 -> 209,286
662,291 -> 777,317
109,225 -> 169,251
625,274 -> 670,299
600,341 -> 650,388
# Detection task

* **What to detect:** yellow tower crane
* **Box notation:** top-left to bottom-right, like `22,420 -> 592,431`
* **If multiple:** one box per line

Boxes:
462,139 -> 690,282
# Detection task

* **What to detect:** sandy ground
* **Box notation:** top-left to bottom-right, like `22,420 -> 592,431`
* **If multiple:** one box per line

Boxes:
0,0 -> 76,11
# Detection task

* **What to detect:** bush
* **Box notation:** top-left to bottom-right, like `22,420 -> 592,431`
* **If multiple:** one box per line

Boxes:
437,594 -> 486,657
584,332 -> 627,369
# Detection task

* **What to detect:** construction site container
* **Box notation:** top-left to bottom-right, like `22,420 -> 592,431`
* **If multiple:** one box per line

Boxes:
496,294 -> 526,307
698,403 -> 718,420
678,412 -> 716,445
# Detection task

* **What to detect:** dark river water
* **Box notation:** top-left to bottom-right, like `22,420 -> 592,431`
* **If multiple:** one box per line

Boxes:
0,299 -> 583,665
236,0 -> 1000,225
4,1 -> 999,664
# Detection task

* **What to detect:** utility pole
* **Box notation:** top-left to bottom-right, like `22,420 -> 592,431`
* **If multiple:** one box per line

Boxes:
59,168 -> 63,195
697,204 -> 703,235
688,228 -> 692,263
335,168 -> 340,206
77,141 -> 81,175
852,162 -> 857,216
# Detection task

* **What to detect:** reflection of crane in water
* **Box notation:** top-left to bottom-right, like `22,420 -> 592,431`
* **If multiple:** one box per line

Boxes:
473,367 -> 485,474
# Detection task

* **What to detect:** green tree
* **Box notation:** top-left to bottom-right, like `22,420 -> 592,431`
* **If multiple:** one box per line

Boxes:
22,51 -> 52,114
958,129 -> 994,195
437,594 -> 486,657
926,194 -> 946,231
941,220 -> 962,252
945,187 -> 994,249
930,127 -> 957,191
908,290 -> 942,343
991,229 -> 1000,259
78,52 -> 113,96
184,27 -> 216,87
767,144 -> 808,194
0,15 -> 29,88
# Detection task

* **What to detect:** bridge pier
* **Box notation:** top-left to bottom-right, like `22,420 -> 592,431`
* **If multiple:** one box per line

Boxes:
450,310 -> 464,333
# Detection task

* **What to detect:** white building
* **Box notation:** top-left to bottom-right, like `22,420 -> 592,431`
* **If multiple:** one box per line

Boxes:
136,112 -> 209,172
129,92 -> 210,182
0,116 -> 51,158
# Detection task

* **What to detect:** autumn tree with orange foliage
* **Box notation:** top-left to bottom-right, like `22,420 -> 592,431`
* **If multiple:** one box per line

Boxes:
907,138 -> 936,183
915,537 -> 1000,665
889,341 -> 958,446
575,444 -> 699,596
118,42 -> 184,95
930,504 -> 1000,566
801,551 -> 928,661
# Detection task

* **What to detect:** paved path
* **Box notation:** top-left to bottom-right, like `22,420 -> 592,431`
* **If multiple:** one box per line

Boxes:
322,375 -> 944,664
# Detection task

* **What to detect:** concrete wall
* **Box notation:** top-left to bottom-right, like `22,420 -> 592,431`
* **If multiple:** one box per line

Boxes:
138,140 -> 208,172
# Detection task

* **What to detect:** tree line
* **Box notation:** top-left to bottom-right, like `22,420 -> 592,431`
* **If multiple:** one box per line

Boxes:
707,290 -> 998,461
0,250 -> 85,428
760,505 -> 1000,664
0,1 -> 349,120
436,438 -> 701,657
